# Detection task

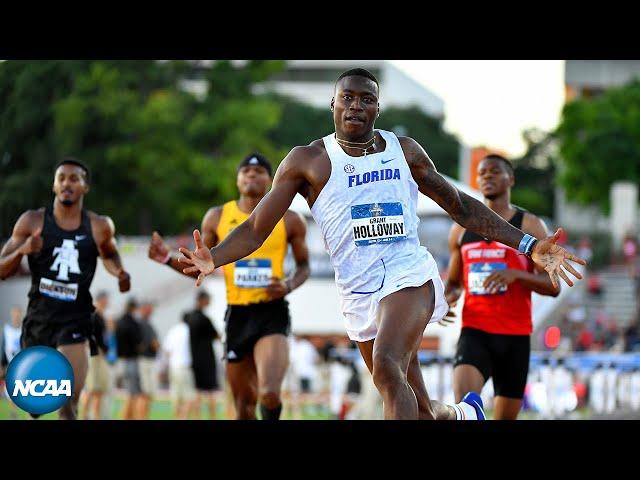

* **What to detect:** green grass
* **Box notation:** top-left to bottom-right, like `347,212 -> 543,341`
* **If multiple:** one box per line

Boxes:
0,397 -> 595,421
0,396 -> 332,420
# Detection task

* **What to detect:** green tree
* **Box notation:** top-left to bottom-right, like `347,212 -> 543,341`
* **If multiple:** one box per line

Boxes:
376,107 -> 460,178
556,79 -> 640,213
267,100 -> 460,178
0,60 -> 460,238
511,128 -> 558,218
0,60 -> 287,236
266,94 -> 334,148
0,61 -> 82,237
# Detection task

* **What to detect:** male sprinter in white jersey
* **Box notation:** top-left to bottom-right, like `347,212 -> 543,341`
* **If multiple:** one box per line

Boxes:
0,158 -> 131,420
178,69 -> 586,420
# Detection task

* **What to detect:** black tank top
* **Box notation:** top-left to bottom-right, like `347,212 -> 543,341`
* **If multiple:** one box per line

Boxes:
26,207 -> 99,323
460,206 -> 526,246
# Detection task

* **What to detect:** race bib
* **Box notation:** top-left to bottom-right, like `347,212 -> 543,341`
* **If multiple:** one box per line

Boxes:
39,277 -> 78,302
468,262 -> 507,295
351,202 -> 407,246
234,259 -> 272,288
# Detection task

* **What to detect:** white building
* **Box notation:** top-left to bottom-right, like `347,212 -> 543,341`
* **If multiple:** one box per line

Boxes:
257,60 -> 444,118
180,60 -> 444,118
566,60 -> 640,100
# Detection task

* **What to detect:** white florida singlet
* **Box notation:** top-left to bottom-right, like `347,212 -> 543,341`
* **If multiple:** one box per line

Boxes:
310,129 -> 440,298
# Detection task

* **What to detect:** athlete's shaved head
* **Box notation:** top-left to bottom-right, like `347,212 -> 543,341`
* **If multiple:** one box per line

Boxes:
482,154 -> 514,177
335,68 -> 379,91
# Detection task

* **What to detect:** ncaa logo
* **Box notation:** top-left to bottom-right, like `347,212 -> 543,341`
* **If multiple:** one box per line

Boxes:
6,346 -> 74,415
344,164 -> 355,174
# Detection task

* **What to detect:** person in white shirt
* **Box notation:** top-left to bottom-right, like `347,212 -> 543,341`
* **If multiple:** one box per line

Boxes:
589,363 -> 606,415
630,368 -> 640,411
163,319 -> 196,419
287,335 -> 320,418
1,306 -> 23,368
1,306 -> 23,419
292,336 -> 319,392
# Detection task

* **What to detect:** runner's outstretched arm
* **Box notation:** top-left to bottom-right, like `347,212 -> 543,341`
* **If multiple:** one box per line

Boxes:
402,136 -> 586,289
179,149 -> 306,286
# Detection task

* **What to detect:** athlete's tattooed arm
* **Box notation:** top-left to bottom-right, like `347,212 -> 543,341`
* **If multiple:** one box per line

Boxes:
401,136 -> 586,288
93,215 -> 130,292
483,214 -> 561,296
0,210 -> 43,280
179,147 -> 309,286
402,138 -> 527,249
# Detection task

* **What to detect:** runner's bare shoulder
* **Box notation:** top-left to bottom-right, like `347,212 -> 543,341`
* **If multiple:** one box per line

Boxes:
521,211 -> 550,238
87,211 -> 115,241
13,208 -> 45,236
284,139 -> 328,169
27,208 -> 45,227
202,205 -> 224,224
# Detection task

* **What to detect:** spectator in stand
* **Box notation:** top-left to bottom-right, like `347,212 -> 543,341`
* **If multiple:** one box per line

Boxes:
624,319 -> 640,352
575,324 -> 594,352
587,274 -> 602,297
577,237 -> 593,265
566,303 -> 587,346
623,232 -> 638,278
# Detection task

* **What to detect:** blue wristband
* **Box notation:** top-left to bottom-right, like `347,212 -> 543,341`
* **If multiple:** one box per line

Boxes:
518,234 -> 538,256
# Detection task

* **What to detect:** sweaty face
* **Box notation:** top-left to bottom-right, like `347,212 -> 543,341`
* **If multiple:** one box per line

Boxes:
237,165 -> 271,196
332,76 -> 379,139
53,164 -> 88,206
477,158 -> 513,200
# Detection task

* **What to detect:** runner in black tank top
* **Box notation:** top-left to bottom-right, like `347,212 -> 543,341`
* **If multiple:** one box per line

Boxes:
25,206 -> 98,325
0,159 -> 131,420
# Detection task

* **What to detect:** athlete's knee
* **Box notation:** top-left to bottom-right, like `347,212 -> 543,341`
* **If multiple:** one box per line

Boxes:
259,389 -> 281,410
372,350 -> 405,390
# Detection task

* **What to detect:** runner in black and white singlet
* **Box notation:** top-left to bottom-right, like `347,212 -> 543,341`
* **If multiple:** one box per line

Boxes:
178,68 -> 586,420
0,158 -> 131,419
